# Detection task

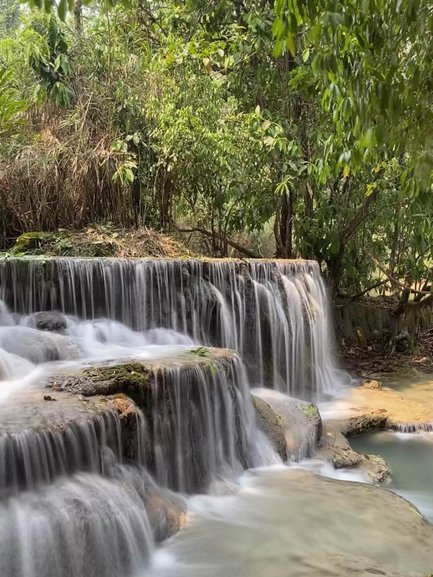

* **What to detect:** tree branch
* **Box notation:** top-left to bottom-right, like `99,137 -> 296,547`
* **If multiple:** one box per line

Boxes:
174,225 -> 261,258
335,279 -> 388,308
340,187 -> 379,246
368,252 -> 431,296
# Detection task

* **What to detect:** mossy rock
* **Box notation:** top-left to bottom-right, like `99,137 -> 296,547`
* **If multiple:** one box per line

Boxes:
49,362 -> 153,398
252,395 -> 288,461
343,414 -> 388,437
84,363 -> 151,388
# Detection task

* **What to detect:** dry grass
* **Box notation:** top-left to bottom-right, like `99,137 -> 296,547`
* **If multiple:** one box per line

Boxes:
0,98 -> 141,247
8,225 -> 195,258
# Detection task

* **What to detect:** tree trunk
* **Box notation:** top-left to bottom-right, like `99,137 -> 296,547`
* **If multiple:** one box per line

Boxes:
74,0 -> 82,36
274,191 -> 294,258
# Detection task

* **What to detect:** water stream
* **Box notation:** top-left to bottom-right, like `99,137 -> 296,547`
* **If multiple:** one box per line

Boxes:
144,466 -> 433,577
0,258 -> 431,577
0,258 -> 345,396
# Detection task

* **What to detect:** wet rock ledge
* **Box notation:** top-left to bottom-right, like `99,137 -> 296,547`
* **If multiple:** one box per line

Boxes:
0,347 -> 239,542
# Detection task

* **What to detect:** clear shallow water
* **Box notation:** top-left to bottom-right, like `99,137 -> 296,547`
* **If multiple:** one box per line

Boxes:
143,466 -> 433,577
351,431 -> 433,522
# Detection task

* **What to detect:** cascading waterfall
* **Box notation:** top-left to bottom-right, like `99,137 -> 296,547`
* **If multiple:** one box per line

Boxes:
0,256 -> 342,577
0,258 -> 339,397
148,357 -> 277,494
0,410 -> 123,498
0,468 -> 155,577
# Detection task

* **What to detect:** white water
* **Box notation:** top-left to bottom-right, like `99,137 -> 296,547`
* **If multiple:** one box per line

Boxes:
0,258 -> 386,577
0,468 -> 155,577
0,303 -> 195,401
0,258 -> 343,397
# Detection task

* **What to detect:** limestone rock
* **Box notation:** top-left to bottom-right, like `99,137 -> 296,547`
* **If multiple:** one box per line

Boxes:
363,453 -> 392,485
252,388 -> 322,460
342,413 -> 387,437
29,311 -> 67,333
317,423 -> 391,485
145,492 -> 187,543
252,395 -> 288,460
360,378 -> 382,390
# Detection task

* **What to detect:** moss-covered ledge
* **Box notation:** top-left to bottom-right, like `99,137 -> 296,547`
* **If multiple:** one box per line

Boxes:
46,347 -> 236,399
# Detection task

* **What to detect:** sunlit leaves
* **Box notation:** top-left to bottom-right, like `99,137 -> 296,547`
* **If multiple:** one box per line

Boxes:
24,0 -> 132,21
273,0 -> 433,185
0,66 -> 27,138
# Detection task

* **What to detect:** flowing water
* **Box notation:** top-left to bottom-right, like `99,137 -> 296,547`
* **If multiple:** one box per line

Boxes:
0,468 -> 155,577
0,258 -> 343,397
145,466 -> 433,577
0,258 -> 429,577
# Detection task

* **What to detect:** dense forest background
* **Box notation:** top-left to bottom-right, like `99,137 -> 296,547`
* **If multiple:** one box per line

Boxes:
1,0 -> 433,324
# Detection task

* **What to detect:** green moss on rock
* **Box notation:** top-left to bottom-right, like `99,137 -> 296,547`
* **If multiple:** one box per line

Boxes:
84,363 -> 151,389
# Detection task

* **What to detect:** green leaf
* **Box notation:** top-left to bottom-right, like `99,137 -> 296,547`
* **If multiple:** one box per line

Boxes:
286,33 -> 296,57
58,0 -> 67,21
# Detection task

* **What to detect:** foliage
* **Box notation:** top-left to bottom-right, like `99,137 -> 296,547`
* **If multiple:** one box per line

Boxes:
28,16 -> 74,106
0,67 -> 27,140
1,0 -> 433,320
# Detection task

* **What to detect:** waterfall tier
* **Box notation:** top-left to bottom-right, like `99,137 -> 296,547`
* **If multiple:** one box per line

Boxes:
0,469 -> 156,577
0,258 -> 337,397
0,349 -> 272,496
0,257 -> 338,577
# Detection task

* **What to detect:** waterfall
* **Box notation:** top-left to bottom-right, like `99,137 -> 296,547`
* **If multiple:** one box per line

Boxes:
0,468 -> 155,577
0,343 -> 276,496
146,356 -> 277,493
0,258 -> 338,397
0,410 -> 124,497
0,256 -> 340,577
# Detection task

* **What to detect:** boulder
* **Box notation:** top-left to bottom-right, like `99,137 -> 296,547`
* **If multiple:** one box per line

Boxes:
145,492 -> 187,543
29,311 -> 67,333
342,413 -> 388,437
317,422 -> 391,485
252,389 -> 322,460
118,466 -> 187,543
252,395 -> 287,460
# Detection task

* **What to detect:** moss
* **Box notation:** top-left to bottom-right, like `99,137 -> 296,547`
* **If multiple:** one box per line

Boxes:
302,403 -> 319,419
189,347 -> 209,357
84,362 -> 151,390
10,232 -> 54,256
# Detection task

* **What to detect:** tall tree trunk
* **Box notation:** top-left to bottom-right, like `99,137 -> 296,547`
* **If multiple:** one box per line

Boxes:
74,0 -> 82,36
327,252 -> 344,297
274,191 -> 294,258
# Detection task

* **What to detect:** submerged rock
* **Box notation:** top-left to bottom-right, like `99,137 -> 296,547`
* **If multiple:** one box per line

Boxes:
360,378 -> 382,390
147,467 -> 433,577
0,326 -> 80,364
